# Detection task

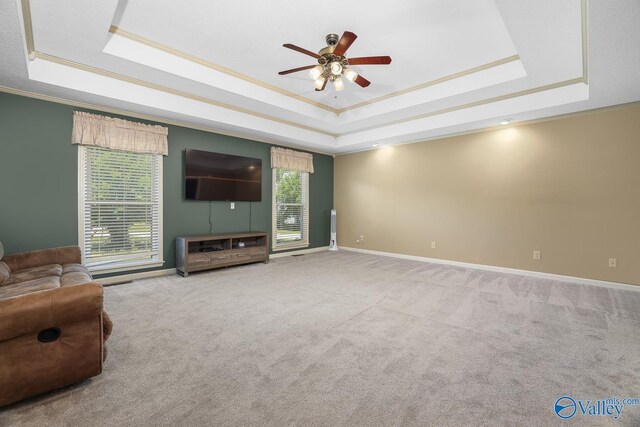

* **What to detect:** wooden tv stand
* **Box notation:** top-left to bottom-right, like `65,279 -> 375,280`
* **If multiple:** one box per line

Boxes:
176,232 -> 269,277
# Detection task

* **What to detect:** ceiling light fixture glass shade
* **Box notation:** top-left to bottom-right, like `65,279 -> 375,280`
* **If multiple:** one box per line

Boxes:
344,67 -> 358,82
333,76 -> 344,91
330,61 -> 343,76
309,65 -> 323,80
313,77 -> 326,90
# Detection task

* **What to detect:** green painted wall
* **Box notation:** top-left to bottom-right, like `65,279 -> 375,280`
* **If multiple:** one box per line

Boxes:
0,92 -> 334,275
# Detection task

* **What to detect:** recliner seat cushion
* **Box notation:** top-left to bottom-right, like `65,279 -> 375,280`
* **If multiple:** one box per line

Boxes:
0,276 -> 61,299
4,264 -> 63,286
62,264 -> 88,274
61,271 -> 93,287
60,264 -> 93,287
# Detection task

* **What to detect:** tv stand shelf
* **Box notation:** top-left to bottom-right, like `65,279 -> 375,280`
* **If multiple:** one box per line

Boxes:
176,232 -> 269,277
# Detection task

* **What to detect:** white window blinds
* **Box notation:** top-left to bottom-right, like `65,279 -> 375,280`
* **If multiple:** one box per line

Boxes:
79,146 -> 163,272
272,169 -> 309,250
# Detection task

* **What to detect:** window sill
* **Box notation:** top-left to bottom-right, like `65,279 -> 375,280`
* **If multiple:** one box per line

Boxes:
88,260 -> 165,276
272,243 -> 310,252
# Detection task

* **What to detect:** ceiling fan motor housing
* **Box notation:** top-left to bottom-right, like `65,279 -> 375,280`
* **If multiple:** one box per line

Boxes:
325,33 -> 340,46
318,34 -> 349,70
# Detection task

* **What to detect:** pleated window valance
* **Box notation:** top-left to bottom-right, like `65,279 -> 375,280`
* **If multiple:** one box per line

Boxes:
270,147 -> 314,173
72,111 -> 168,155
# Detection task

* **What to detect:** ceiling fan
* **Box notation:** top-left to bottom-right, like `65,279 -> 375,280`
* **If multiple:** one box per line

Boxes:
278,31 -> 392,92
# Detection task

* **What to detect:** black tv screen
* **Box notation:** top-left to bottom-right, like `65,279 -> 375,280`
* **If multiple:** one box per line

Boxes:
185,149 -> 262,201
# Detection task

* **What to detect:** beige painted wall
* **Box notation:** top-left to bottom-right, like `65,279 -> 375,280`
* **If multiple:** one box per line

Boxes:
335,104 -> 640,285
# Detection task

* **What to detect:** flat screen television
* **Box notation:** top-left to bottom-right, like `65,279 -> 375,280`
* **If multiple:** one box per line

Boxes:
185,149 -> 262,201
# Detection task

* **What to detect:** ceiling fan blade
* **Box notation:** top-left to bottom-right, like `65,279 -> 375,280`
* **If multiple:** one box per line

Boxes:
333,31 -> 357,57
347,56 -> 392,65
278,65 -> 316,75
354,75 -> 371,88
283,43 -> 321,59
315,78 -> 328,91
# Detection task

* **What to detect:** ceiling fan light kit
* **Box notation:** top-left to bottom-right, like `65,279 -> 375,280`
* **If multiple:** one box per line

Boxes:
279,31 -> 392,92
309,65 -> 323,80
313,77 -> 326,90
344,67 -> 358,82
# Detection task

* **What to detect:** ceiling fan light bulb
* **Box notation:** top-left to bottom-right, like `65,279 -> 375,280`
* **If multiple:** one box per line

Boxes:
309,65 -> 323,80
344,68 -> 358,82
330,61 -> 343,76
334,76 -> 345,91
313,77 -> 326,90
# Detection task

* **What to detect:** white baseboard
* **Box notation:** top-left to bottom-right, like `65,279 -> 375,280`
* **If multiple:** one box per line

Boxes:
342,247 -> 640,292
97,268 -> 177,285
270,246 -> 329,258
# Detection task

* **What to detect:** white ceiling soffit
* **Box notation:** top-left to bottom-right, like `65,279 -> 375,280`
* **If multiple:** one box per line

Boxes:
6,0 -> 640,153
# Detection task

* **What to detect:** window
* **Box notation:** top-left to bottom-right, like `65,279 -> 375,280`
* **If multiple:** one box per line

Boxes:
272,169 -> 309,250
79,146 -> 163,273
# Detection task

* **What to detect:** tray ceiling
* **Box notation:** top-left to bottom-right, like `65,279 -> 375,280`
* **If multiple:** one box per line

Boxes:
1,0 -> 640,153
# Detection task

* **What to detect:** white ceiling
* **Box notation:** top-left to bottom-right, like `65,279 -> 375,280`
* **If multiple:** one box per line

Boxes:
111,0 -> 519,109
1,0 -> 639,154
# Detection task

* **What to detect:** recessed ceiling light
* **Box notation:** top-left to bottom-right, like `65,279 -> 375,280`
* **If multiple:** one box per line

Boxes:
500,119 -> 512,125
372,144 -> 379,148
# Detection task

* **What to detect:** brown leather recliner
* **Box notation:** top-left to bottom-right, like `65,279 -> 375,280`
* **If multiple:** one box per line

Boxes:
0,243 -> 112,407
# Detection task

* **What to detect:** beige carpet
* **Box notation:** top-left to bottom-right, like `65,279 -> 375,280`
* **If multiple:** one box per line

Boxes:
2,251 -> 640,426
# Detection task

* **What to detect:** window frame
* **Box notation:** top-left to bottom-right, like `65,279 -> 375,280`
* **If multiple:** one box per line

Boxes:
78,145 -> 164,274
272,169 -> 310,251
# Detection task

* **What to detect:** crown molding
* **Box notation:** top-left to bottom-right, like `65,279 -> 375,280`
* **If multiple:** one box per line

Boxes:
334,55 -> 521,114
338,77 -> 587,137
336,99 -> 640,155
109,25 -> 522,116
33,51 -> 338,137
0,84 -> 335,156
109,25 -> 339,114
14,0 -> 590,151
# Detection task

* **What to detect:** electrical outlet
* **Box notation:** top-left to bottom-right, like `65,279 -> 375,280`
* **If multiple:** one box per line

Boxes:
431,241 -> 436,249
230,202 -> 235,210
609,258 -> 618,268
360,235 -> 364,242
356,239 -> 360,244
533,251 -> 541,260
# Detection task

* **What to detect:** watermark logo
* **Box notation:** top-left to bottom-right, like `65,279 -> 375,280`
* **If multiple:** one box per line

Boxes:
554,395 -> 640,420
555,396 -> 577,419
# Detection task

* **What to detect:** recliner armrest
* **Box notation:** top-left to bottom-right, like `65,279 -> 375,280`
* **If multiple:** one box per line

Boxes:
3,246 -> 82,272
0,282 -> 103,342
